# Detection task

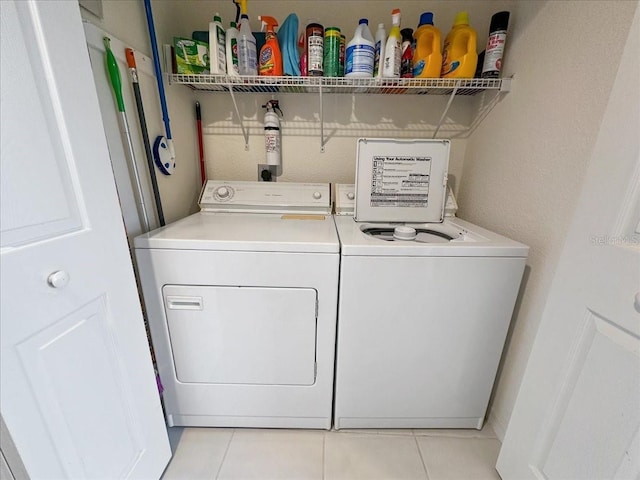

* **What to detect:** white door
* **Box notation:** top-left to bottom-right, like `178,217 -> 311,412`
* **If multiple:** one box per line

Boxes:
0,1 -> 170,478
497,7 -> 640,480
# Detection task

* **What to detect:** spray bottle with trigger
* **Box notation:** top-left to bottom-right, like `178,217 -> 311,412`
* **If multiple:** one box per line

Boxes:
262,99 -> 283,179
258,16 -> 282,76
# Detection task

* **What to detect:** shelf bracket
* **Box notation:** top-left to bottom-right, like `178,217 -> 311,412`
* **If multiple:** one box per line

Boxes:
227,84 -> 249,150
432,82 -> 459,139
319,82 -> 325,152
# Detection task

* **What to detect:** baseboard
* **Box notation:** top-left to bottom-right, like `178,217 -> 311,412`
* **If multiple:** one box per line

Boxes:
488,410 -> 508,442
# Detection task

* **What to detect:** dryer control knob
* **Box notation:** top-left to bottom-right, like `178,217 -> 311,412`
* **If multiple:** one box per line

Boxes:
347,192 -> 355,200
216,186 -> 231,199
313,191 -> 322,200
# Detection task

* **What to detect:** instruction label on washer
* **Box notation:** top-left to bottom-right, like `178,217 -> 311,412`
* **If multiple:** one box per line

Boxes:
370,156 -> 431,207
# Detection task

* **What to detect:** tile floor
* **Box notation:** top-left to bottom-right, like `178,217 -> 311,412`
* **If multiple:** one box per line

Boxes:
162,425 -> 501,480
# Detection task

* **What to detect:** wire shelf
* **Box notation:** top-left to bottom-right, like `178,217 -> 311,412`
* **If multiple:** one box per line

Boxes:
169,74 -> 508,96
169,74 -> 512,150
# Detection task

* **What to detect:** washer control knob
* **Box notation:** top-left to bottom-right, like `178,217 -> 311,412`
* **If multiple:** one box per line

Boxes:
313,191 -> 322,200
347,192 -> 355,200
394,226 -> 417,241
216,186 -> 230,199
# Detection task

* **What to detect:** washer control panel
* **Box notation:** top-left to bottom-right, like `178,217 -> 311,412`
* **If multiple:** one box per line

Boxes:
199,180 -> 331,214
334,184 -> 355,215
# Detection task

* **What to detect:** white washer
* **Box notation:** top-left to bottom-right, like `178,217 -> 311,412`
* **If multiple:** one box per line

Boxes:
333,139 -> 529,430
135,181 -> 339,429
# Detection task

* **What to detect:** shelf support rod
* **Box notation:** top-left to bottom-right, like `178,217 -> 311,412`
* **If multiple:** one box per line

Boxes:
227,84 -> 249,150
319,81 -> 325,152
432,83 -> 459,139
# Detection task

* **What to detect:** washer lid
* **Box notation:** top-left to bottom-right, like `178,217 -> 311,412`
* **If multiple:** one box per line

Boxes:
354,138 -> 450,223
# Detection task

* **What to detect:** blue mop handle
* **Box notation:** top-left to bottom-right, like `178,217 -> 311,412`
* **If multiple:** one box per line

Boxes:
143,0 -> 172,140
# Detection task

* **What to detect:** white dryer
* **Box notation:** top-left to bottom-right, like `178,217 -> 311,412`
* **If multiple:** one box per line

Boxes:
135,181 -> 339,429
333,139 -> 529,430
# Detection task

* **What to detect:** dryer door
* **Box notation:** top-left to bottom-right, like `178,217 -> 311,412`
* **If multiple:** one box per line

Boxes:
163,285 -> 318,386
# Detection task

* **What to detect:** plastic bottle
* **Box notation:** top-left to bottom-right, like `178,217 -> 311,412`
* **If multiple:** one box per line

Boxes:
345,19 -> 375,78
237,0 -> 257,76
400,28 -> 414,77
412,12 -> 442,78
324,27 -> 341,77
339,34 -> 346,76
382,9 -> 401,78
306,22 -> 324,76
481,11 -> 510,78
258,16 -> 282,76
209,13 -> 226,74
298,32 -> 307,76
226,21 -> 239,76
374,23 -> 386,78
441,11 -> 478,78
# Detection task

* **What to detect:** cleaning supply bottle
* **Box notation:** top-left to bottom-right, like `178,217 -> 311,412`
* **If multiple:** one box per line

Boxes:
481,11 -> 510,78
400,28 -> 414,77
209,13 -> 226,74
345,19 -> 375,78
258,16 -> 282,76
374,23 -> 386,78
324,27 -> 341,77
382,9 -> 401,78
339,34 -> 346,76
298,32 -> 307,75
306,22 -> 324,76
412,12 -> 442,78
441,11 -> 478,78
226,21 -> 239,76
237,0 -> 257,75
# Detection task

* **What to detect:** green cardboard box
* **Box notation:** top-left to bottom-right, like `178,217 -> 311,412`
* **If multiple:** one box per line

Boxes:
173,37 -> 209,74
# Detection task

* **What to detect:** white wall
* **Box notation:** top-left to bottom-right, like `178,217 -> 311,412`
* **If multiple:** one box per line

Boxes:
460,0 -> 638,438
83,0 -> 512,217
81,0 -> 202,222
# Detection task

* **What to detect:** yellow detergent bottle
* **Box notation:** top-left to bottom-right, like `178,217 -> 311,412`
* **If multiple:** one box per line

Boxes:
441,11 -> 478,78
412,12 -> 442,78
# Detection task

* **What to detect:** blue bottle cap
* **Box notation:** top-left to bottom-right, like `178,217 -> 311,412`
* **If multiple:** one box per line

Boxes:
419,12 -> 434,26
359,18 -> 369,25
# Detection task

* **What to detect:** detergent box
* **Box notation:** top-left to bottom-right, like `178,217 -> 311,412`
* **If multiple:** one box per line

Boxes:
173,37 -> 209,74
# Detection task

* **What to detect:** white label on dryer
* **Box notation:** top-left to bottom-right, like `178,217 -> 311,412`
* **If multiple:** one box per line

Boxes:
370,156 -> 432,207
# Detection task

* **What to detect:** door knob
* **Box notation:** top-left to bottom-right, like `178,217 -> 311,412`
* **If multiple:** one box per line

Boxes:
48,270 -> 70,288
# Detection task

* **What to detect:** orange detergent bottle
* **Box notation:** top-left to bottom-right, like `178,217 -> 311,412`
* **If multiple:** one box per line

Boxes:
441,11 -> 478,78
258,16 -> 283,76
412,12 -> 442,78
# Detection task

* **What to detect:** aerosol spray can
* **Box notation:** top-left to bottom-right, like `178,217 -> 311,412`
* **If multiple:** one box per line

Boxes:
482,11 -> 510,78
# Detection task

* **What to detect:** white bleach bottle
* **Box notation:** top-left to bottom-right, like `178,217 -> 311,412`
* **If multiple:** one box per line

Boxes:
382,9 -> 401,78
209,13 -> 226,74
226,21 -> 239,76
345,18 -> 375,78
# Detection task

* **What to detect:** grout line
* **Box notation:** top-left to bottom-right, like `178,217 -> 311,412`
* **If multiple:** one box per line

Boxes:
214,428 -> 235,480
322,431 -> 326,480
414,435 -> 431,480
